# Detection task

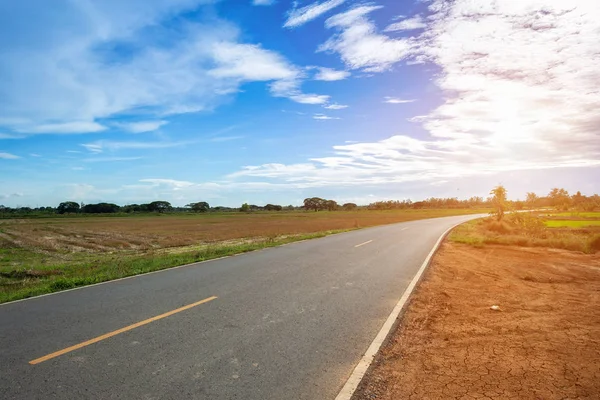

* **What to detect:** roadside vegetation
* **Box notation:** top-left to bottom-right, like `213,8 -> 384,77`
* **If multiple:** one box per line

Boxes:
451,186 -> 600,253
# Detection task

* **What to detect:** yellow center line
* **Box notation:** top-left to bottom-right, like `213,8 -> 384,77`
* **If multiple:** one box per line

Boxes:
29,295 -> 217,365
354,240 -> 373,248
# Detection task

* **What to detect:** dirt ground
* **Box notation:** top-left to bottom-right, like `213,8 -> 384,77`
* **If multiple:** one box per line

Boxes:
354,243 -> 600,400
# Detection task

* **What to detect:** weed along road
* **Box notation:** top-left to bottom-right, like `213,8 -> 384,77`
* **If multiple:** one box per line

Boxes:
0,214 -> 484,400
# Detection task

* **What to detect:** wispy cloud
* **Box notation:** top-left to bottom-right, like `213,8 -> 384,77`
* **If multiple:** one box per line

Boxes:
313,67 -> 350,81
83,156 -> 143,163
210,42 -> 329,105
0,133 -> 26,140
313,114 -> 340,120
323,103 -> 348,110
253,0 -> 275,5
17,121 -> 107,134
210,135 -> 244,142
116,120 -> 168,134
0,1 -> 326,135
319,5 -> 414,72
284,0 -> 347,28
227,1 -> 600,189
29,153 -> 41,157
81,140 -> 190,153
385,16 -> 427,32
384,97 -> 415,104
0,152 -> 20,159
0,193 -> 23,199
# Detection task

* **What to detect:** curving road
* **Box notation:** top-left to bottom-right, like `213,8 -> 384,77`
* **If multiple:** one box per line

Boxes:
0,214 -> 483,400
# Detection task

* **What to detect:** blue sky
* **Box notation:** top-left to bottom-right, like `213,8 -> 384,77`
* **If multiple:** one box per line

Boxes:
1,0 -> 599,207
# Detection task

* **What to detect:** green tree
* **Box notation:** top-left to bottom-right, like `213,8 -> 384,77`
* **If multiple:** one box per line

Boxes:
342,203 -> 358,211
489,185 -> 507,221
148,201 -> 172,213
57,201 -> 80,214
548,188 -> 570,211
186,201 -> 210,212
240,203 -> 250,212
325,200 -> 338,211
525,192 -> 538,209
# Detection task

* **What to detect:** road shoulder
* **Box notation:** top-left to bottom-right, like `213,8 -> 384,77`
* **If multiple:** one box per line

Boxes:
352,242 -> 600,400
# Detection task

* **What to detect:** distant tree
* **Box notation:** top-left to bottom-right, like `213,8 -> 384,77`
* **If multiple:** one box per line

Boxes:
186,201 -> 210,212
240,203 -> 250,212
572,191 -> 585,208
57,201 -> 80,214
148,201 -> 172,213
303,197 -> 326,211
82,203 -> 120,213
264,204 -> 283,211
325,200 -> 338,211
489,185 -> 507,221
525,192 -> 539,209
342,203 -> 358,211
548,188 -> 570,211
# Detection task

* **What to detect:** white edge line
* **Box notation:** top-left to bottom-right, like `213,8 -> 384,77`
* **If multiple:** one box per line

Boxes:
334,220 -> 467,400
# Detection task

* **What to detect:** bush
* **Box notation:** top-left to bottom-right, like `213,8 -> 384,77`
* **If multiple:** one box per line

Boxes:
589,234 -> 600,253
483,219 -> 512,234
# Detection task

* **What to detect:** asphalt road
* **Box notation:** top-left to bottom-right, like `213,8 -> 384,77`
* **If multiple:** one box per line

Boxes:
0,214 -> 483,400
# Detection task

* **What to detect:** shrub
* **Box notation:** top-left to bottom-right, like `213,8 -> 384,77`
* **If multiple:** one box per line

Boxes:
589,234 -> 600,253
483,219 -> 512,234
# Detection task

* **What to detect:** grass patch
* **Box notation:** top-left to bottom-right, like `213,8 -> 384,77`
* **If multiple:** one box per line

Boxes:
0,229 -> 350,304
449,213 -> 600,254
544,220 -> 600,228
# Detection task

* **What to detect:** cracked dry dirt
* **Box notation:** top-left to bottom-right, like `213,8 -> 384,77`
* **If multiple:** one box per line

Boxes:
354,243 -> 600,400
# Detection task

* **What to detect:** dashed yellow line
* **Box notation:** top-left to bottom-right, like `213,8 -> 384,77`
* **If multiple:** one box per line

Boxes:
29,296 -> 217,365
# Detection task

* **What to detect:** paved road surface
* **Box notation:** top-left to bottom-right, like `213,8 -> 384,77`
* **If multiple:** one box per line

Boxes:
0,214 -> 483,399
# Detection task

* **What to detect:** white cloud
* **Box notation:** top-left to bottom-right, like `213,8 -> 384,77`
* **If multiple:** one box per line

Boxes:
313,114 -> 340,120
0,193 -> 23,199
284,0 -> 347,28
210,135 -> 244,142
29,153 -> 41,157
319,5 -> 414,72
385,16 -> 427,32
228,1 -> 600,188
288,93 -> 331,104
139,178 -> 196,189
0,152 -> 20,159
384,97 -> 416,104
17,121 -> 107,134
0,133 -> 25,139
0,0 -> 325,134
324,103 -> 348,109
210,42 -> 329,104
81,139 -> 190,153
253,0 -> 275,5
117,120 -> 168,133
313,67 -> 350,81
83,157 -> 143,163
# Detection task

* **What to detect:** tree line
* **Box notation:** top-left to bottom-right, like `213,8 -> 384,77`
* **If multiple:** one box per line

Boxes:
1,187 -> 598,217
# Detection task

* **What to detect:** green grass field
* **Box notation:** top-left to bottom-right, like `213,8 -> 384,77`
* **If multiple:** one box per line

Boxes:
544,220 -> 600,228
540,212 -> 600,219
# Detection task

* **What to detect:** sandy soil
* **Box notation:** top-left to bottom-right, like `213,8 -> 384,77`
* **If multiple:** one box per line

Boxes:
353,243 -> 600,400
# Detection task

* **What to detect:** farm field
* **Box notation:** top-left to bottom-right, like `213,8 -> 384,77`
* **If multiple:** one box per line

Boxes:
0,208 -> 487,303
